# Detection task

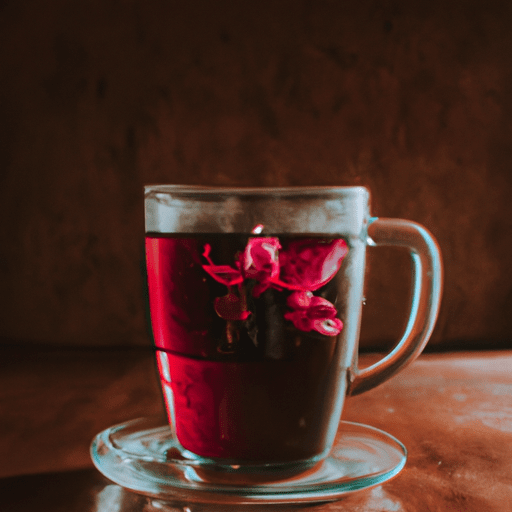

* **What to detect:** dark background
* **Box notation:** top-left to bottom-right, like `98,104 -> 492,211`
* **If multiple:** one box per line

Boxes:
1,0 -> 511,351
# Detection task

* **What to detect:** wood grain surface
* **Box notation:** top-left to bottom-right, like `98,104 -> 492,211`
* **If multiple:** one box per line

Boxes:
1,347 -> 511,511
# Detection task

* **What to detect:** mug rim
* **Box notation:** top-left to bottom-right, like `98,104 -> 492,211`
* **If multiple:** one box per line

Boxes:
144,184 -> 369,196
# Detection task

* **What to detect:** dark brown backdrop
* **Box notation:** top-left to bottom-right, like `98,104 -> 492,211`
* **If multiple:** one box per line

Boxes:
1,0 -> 511,350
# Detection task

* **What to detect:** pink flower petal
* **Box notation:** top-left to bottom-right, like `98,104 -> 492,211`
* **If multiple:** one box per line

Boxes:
243,237 -> 281,282
202,244 -> 243,286
285,292 -> 343,336
284,310 -> 315,332
313,318 -> 343,336
307,296 -> 338,319
214,293 -> 251,321
202,265 -> 244,286
279,239 -> 349,291
286,291 -> 313,309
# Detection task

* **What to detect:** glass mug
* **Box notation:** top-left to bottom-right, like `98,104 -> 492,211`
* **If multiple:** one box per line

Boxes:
144,186 -> 442,471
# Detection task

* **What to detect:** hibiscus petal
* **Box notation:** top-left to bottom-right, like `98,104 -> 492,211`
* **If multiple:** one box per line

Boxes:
202,244 -> 215,266
202,265 -> 244,286
243,237 -> 281,280
214,294 -> 251,321
319,240 -> 349,285
202,244 -> 243,285
284,310 -> 314,331
279,239 -> 349,291
309,295 -> 337,308
285,293 -> 342,335
313,318 -> 343,336
307,296 -> 338,319
286,291 -> 313,309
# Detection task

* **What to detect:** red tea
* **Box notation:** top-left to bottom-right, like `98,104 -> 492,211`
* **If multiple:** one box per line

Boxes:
145,233 -> 349,463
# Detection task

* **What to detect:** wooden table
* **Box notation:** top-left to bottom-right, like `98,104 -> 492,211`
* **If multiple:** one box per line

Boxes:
1,348 -> 511,511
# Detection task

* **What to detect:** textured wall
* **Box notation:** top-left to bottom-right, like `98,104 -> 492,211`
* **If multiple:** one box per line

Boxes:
1,0 -> 511,349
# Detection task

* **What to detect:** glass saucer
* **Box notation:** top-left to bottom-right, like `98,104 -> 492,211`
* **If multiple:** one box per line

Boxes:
91,416 -> 406,504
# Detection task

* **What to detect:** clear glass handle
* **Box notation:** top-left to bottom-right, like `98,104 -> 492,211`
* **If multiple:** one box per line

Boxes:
348,218 -> 443,396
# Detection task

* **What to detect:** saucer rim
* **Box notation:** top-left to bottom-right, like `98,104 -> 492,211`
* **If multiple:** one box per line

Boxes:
91,416 -> 407,504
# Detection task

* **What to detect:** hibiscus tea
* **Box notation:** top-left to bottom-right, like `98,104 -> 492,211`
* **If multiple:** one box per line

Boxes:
145,233 -> 354,465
